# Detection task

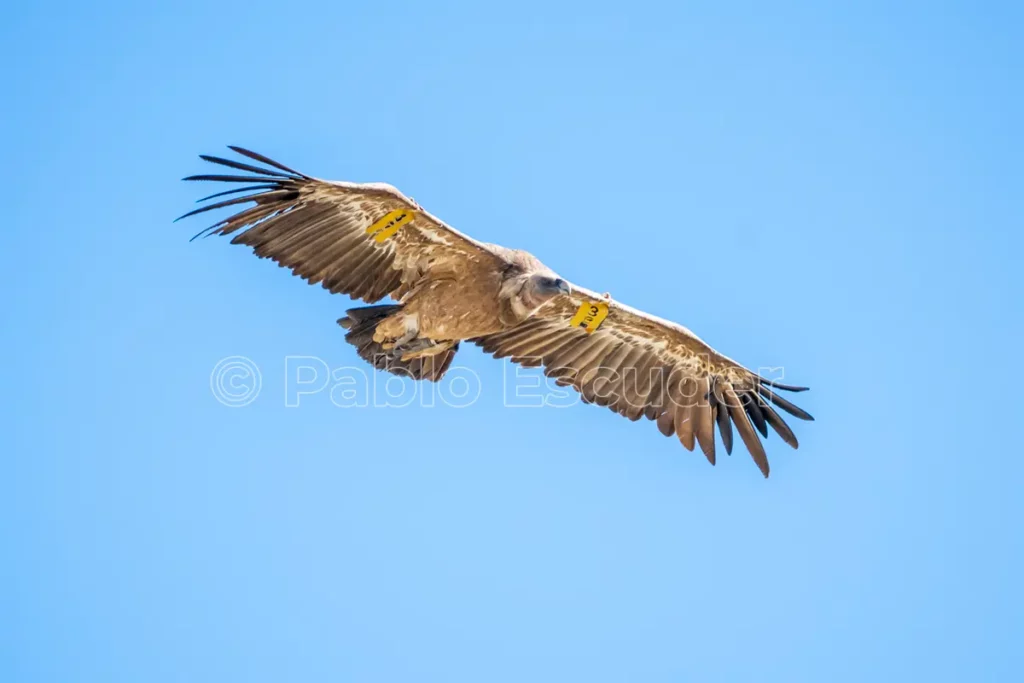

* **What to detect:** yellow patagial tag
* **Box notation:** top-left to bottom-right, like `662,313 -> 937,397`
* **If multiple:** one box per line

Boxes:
366,209 -> 417,243
570,301 -> 609,334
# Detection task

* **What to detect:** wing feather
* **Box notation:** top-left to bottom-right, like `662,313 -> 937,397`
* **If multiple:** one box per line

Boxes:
724,384 -> 770,477
743,391 -> 769,437
673,378 -> 697,452
714,381 -> 734,455
760,401 -> 800,449
693,378 -> 717,465
656,409 -> 676,438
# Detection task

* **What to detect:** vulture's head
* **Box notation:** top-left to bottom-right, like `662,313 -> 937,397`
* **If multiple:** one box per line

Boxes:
521,274 -> 571,309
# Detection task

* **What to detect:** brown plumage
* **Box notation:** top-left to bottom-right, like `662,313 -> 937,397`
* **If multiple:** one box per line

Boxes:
179,147 -> 814,477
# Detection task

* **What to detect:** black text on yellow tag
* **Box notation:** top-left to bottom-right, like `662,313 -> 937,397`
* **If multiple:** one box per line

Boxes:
570,301 -> 609,334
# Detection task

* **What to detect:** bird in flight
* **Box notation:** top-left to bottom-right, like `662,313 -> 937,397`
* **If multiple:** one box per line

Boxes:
179,147 -> 813,477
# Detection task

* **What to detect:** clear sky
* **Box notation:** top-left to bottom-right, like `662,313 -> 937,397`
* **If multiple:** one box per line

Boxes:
2,1 -> 1022,681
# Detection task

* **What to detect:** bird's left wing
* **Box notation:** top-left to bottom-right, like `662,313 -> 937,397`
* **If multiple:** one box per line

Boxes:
473,284 -> 813,477
178,147 -> 509,303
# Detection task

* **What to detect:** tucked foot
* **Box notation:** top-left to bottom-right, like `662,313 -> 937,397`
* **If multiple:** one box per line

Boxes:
397,338 -> 456,361
373,312 -> 419,349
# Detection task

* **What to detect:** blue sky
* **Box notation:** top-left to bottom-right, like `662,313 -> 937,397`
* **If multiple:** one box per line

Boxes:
2,1 -> 1022,681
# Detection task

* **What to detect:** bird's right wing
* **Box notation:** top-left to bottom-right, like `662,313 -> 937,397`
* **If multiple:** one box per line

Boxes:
177,147 -> 509,303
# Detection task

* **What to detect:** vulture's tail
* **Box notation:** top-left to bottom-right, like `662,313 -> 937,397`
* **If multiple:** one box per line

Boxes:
338,305 -> 458,382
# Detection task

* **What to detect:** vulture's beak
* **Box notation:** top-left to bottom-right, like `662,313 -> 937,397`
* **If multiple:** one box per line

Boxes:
556,279 -> 572,295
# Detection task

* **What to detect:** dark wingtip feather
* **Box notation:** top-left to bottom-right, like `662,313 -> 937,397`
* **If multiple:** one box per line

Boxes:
194,184 -> 280,203
744,394 -> 769,438
182,173 -> 273,183
758,386 -> 815,421
175,192 -> 273,222
227,146 -> 310,178
712,392 -> 733,455
724,388 -> 770,478
759,378 -> 810,392
188,228 -> 217,242
761,402 -> 799,449
199,154 -> 293,178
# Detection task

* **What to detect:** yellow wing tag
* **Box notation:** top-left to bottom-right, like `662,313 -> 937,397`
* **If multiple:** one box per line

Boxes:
570,301 -> 609,334
366,209 -> 417,243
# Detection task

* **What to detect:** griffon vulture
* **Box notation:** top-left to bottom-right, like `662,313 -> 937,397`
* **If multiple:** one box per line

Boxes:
179,147 -> 813,477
